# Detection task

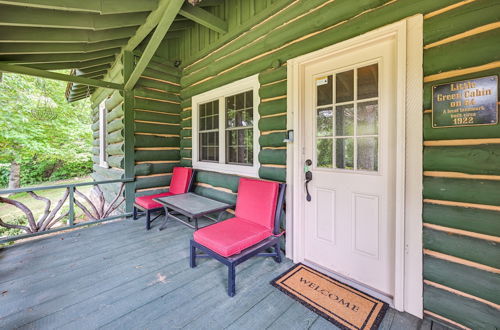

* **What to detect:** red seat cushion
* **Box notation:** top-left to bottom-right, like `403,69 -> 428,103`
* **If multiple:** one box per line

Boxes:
193,217 -> 272,257
235,178 -> 279,231
135,192 -> 173,210
169,167 -> 193,195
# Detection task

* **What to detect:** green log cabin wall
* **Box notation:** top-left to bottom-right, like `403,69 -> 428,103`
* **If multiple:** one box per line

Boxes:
169,0 -> 500,328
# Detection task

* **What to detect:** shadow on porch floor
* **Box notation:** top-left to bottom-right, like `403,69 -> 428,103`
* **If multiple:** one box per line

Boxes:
1,217 -> 440,329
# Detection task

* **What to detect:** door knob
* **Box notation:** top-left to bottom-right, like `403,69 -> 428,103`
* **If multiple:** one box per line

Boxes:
304,159 -> 312,202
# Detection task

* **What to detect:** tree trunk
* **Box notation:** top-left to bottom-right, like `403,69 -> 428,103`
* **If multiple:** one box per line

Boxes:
8,160 -> 20,190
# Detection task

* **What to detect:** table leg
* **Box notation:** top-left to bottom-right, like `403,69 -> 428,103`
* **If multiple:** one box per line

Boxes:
194,217 -> 198,230
158,207 -> 170,231
217,210 -> 227,222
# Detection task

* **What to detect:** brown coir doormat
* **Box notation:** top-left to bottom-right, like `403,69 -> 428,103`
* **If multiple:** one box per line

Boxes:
271,264 -> 388,330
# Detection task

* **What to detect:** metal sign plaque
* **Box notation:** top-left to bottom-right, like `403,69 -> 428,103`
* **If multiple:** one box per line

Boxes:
432,75 -> 498,128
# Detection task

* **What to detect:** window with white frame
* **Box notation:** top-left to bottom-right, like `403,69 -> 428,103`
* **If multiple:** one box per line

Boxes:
98,100 -> 108,168
193,75 -> 260,177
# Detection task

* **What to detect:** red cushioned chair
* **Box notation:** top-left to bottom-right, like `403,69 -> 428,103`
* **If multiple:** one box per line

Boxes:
133,167 -> 194,230
190,178 -> 286,296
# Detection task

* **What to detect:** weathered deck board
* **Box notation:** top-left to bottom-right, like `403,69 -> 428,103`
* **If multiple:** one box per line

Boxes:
0,218 -> 438,329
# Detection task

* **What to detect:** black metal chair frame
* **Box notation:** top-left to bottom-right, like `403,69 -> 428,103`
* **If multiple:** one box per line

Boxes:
133,170 -> 196,230
189,183 -> 286,297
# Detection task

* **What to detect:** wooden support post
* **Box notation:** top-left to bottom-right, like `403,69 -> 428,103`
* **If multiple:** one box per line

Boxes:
68,186 -> 75,226
0,62 -> 123,90
124,0 -> 184,91
123,51 -> 136,214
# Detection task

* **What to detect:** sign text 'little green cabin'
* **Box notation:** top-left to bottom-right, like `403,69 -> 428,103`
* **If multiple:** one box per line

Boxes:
432,76 -> 498,128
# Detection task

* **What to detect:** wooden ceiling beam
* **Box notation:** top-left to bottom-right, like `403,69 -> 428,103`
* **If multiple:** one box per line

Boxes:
124,0 -> 184,91
0,48 -> 120,64
27,56 -> 115,70
0,26 -> 138,43
0,39 -> 128,55
0,0 -> 158,14
0,5 -> 148,30
178,3 -> 227,34
0,62 -> 122,90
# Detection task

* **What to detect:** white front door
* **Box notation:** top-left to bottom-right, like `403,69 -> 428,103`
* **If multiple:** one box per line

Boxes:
301,38 -> 397,296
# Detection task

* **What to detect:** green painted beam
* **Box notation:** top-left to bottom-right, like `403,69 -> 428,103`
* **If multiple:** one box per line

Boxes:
124,0 -> 184,91
0,0 -> 157,14
27,56 -> 116,70
0,62 -> 122,90
0,39 -> 128,55
0,26 -> 138,43
122,50 -> 136,213
0,48 -> 120,64
178,3 -> 227,34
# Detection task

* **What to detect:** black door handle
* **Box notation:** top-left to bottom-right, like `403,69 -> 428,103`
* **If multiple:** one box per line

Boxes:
304,159 -> 312,202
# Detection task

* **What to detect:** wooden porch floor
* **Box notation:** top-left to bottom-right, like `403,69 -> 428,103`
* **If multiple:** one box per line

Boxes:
0,218 -> 438,329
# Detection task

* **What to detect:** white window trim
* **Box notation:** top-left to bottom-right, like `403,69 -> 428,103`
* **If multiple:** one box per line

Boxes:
98,100 -> 108,168
192,74 -> 260,177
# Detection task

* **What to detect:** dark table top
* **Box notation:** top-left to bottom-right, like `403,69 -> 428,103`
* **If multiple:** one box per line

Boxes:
153,193 -> 234,218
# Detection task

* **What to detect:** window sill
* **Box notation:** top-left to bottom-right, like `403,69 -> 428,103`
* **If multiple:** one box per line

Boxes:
193,161 -> 259,178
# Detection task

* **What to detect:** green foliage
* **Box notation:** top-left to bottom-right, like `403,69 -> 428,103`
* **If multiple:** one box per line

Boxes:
0,73 -> 93,186
0,215 -> 25,238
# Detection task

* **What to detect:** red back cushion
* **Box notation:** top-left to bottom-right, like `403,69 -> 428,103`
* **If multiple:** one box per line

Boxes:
169,167 -> 193,195
235,178 -> 279,231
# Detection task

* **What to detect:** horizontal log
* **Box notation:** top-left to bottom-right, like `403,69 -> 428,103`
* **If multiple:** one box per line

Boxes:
424,255 -> 500,306
107,129 -> 123,144
259,132 -> 286,147
195,170 -> 240,193
424,145 -> 500,175
259,166 -> 286,182
423,203 -> 500,237
181,99 -> 192,109
92,164 -> 124,180
92,147 -> 99,155
134,134 -> 179,148
259,66 -> 287,85
134,110 -> 179,124
259,80 -> 287,99
92,130 -> 99,139
135,162 -> 179,176
106,142 -> 124,156
107,104 -> 124,123
423,0 -> 500,45
91,121 -> 99,132
423,177 -> 500,206
180,109 -> 192,119
180,149 -> 192,159
423,284 -> 499,330
134,121 -> 180,135
193,185 -> 236,205
180,138 -> 192,148
105,90 -> 123,111
180,159 -> 192,167
143,66 -> 180,81
258,149 -> 286,165
423,227 -> 500,269
258,115 -> 287,131
107,155 -> 124,168
180,129 -> 192,138
423,29 -> 500,76
259,98 -> 287,116
423,113 -> 500,140
135,174 -> 172,190
134,149 -> 180,162
135,187 -> 169,198
137,77 -> 181,94
135,88 -> 180,104
107,118 -> 124,133
134,98 -> 181,113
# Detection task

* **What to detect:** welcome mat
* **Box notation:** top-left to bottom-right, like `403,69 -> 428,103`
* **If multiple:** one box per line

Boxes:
271,264 -> 388,330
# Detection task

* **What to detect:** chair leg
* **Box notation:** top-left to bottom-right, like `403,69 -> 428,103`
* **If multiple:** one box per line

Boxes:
133,206 -> 138,220
228,264 -> 236,297
190,242 -> 197,268
146,211 -> 151,230
274,242 -> 282,263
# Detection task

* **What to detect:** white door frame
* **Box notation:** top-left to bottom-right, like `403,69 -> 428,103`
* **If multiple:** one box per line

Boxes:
285,16 -> 423,317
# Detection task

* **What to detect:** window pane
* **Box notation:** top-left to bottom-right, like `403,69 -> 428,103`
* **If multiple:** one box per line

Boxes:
199,131 -> 219,162
358,101 -> 378,135
226,128 -> 253,165
336,70 -> 354,103
317,138 -> 333,168
316,75 -> 333,106
357,64 -> 378,100
317,107 -> 333,137
357,137 -> 378,171
245,90 -> 253,108
335,105 -> 354,136
335,138 -> 354,170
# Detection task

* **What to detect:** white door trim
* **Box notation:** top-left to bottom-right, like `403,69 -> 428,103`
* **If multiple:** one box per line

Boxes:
285,15 -> 423,317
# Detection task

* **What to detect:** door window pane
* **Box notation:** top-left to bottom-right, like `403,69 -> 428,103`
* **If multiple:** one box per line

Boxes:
357,101 -> 378,135
335,105 -> 354,136
357,137 -> 378,171
357,64 -> 378,99
336,70 -> 354,103
317,107 -> 333,137
316,75 -> 333,106
317,139 -> 333,168
335,138 -> 354,170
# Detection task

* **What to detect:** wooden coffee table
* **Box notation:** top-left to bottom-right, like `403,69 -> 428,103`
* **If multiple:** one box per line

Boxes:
153,193 -> 235,231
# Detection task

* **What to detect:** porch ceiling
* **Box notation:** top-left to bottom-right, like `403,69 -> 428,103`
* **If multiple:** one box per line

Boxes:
0,0 -> 224,102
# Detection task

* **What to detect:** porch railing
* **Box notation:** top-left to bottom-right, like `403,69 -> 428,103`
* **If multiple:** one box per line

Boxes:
0,178 -> 134,244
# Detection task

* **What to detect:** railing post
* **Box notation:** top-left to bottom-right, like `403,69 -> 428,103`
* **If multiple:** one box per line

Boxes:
123,50 -> 136,214
68,186 -> 75,226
